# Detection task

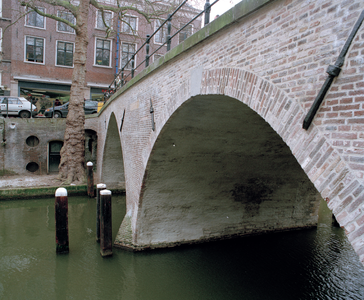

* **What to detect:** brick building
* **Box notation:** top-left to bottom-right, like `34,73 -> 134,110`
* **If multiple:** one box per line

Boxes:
0,0 -> 201,102
0,0 -> 12,95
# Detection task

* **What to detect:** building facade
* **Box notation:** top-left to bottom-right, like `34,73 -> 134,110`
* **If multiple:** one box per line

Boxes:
0,0 -> 12,95
0,0 -> 201,104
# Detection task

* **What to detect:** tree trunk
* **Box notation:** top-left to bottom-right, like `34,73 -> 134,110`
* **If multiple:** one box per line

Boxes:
58,0 -> 89,184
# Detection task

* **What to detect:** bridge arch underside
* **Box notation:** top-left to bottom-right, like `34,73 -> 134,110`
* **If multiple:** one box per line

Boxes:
121,95 -> 321,249
101,112 -> 125,189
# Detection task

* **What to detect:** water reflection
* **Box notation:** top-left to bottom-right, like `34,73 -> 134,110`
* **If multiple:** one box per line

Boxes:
0,197 -> 363,299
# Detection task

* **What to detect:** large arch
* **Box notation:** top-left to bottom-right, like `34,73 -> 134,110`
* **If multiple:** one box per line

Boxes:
115,94 -> 321,249
101,112 -> 125,189
90,0 -> 364,261
113,66 -> 364,263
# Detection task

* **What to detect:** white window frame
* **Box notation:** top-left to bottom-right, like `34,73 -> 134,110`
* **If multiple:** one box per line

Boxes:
55,40 -> 74,68
154,19 -> 167,45
0,0 -> 2,18
57,10 -> 75,34
100,0 -> 116,4
25,7 -> 46,29
24,36 -> 45,65
153,54 -> 163,63
0,28 -> 2,52
94,37 -> 112,68
179,23 -> 193,43
120,42 -> 137,70
121,14 -> 138,35
95,10 -> 113,30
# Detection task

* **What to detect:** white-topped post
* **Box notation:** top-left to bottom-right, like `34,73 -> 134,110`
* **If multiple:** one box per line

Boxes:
87,161 -> 94,197
100,189 -> 112,257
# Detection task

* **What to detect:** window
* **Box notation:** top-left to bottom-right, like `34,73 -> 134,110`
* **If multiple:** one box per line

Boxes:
179,23 -> 192,43
96,10 -> 112,29
57,11 -> 75,33
85,100 -> 97,107
0,28 -> 2,52
26,7 -> 45,28
95,38 -> 111,66
121,42 -> 136,69
56,41 -> 74,67
1,97 -> 22,104
122,15 -> 137,34
101,0 -> 116,4
25,36 -> 44,63
154,54 -> 163,62
155,19 -> 167,44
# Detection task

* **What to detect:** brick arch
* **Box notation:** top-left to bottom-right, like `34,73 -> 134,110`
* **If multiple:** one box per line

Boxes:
114,67 -> 364,264
130,93 -> 321,248
198,67 -> 364,263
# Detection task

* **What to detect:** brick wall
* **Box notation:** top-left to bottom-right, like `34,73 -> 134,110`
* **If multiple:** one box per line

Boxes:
0,118 -> 66,175
95,0 -> 364,262
7,0 -> 201,91
0,118 -> 98,176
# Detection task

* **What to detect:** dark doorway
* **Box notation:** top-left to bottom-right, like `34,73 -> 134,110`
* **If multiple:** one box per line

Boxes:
48,141 -> 63,173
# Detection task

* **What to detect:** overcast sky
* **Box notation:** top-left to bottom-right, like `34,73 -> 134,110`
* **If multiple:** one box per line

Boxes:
210,0 -> 240,19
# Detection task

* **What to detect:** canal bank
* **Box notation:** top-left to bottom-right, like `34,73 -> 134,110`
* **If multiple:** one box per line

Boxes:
0,174 -> 125,200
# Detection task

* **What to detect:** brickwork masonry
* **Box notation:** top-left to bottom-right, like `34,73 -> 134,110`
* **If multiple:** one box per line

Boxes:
95,0 -> 364,263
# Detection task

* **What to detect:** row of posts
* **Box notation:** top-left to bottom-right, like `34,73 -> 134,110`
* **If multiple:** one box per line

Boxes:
55,162 -> 113,257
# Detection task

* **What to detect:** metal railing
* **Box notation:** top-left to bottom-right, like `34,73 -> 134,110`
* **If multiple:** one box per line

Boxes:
106,0 -> 220,97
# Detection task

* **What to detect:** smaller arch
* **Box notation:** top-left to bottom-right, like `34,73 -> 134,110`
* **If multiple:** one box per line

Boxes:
101,112 -> 125,189
85,129 -> 98,168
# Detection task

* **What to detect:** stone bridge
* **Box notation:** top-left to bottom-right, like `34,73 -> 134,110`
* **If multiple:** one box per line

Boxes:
86,0 -> 364,263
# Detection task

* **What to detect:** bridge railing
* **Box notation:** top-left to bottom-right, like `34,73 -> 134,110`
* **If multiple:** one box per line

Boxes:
106,0 -> 220,98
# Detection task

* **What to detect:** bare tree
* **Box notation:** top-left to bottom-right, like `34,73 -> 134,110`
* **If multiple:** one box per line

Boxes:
13,0 -> 191,184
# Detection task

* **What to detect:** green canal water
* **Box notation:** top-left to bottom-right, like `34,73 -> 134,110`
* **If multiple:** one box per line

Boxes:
1,196 -> 364,300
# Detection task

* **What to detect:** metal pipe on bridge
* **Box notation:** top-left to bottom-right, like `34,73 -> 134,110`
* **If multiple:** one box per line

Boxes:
303,9 -> 364,130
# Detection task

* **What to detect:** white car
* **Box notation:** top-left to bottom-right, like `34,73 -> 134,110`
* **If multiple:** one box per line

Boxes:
0,96 -> 38,118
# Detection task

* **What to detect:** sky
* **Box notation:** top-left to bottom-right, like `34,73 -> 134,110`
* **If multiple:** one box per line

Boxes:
210,0 -> 240,19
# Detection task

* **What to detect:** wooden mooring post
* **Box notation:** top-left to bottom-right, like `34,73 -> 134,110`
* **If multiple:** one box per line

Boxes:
96,183 -> 107,243
55,187 -> 69,254
100,189 -> 112,257
87,162 -> 94,197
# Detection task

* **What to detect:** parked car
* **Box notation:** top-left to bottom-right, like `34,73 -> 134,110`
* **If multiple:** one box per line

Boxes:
0,96 -> 38,118
44,100 -> 99,118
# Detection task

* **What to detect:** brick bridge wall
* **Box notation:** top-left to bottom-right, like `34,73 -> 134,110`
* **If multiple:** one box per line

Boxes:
92,0 -> 364,263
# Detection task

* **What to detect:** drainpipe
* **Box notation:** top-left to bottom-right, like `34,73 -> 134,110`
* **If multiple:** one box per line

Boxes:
303,9 -> 364,130
1,119 -> 6,175
115,20 -> 120,77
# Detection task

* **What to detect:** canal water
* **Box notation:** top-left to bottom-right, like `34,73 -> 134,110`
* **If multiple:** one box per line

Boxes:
1,196 -> 364,300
